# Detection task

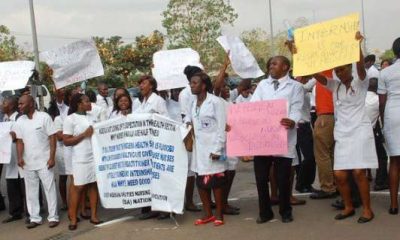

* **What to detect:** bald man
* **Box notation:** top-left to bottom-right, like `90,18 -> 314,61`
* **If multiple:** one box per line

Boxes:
15,95 -> 59,229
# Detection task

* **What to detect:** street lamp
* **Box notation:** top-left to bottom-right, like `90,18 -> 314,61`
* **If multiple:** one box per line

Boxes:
28,0 -> 44,111
361,0 -> 367,53
268,0 -> 274,56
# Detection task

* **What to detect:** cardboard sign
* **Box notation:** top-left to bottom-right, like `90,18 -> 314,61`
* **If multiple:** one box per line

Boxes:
217,35 -> 264,79
40,40 -> 104,89
152,48 -> 203,91
227,100 -> 288,156
293,13 -> 360,76
0,61 -> 34,91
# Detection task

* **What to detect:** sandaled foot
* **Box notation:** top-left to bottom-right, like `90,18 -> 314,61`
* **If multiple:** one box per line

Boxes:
194,216 -> 216,225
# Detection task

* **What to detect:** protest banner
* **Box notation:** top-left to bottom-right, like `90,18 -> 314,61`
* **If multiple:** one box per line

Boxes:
0,122 -> 12,164
227,100 -> 288,157
0,61 -> 35,91
293,13 -> 360,76
40,40 -> 104,89
151,48 -> 203,91
217,35 -> 264,79
92,114 -> 188,213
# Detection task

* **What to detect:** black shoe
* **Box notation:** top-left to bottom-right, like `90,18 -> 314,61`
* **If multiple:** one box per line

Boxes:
26,222 -> 41,229
374,184 -> 389,191
256,215 -> 274,224
282,214 -> 293,223
68,224 -> 77,231
357,214 -> 374,224
139,211 -> 160,220
331,200 -> 345,210
388,208 -> 398,215
2,215 -> 22,223
310,190 -> 337,199
90,220 -> 104,225
295,186 -> 317,193
335,210 -> 355,220
224,206 -> 240,215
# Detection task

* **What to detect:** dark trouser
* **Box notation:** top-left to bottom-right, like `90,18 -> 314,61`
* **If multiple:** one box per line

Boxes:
6,177 -> 27,217
254,156 -> 292,218
374,122 -> 388,186
296,122 -> 316,189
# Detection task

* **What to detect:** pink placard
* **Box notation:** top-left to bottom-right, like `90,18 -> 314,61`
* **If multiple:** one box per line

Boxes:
227,99 -> 288,157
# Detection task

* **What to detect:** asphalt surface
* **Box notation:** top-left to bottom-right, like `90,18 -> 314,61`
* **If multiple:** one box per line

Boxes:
0,161 -> 399,240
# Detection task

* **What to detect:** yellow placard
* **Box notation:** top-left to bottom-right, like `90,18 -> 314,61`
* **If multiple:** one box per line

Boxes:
293,13 -> 360,76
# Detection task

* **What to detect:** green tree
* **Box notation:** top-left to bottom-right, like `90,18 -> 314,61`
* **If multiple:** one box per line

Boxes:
93,31 -> 164,88
162,0 -> 238,71
0,25 -> 29,61
380,49 -> 395,61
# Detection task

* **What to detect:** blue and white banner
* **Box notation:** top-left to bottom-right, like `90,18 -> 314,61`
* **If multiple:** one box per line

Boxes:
92,114 -> 188,214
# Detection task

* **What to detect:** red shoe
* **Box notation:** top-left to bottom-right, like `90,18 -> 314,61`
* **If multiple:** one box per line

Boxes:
194,216 -> 216,225
214,219 -> 224,226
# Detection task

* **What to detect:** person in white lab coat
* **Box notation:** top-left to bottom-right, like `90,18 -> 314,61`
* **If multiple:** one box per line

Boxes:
250,56 -> 304,224
313,32 -> 377,223
188,72 -> 227,226
378,37 -> 400,215
133,75 -> 168,117
63,93 -> 102,230
15,95 -> 59,229
1,96 -> 27,223
96,82 -> 113,117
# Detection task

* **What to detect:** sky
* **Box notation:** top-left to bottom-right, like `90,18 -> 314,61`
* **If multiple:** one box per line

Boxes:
1,0 -> 399,54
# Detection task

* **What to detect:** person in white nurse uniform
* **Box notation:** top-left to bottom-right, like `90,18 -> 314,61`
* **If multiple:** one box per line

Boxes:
15,95 -> 59,229
313,32 -> 377,223
2,96 -> 26,223
63,93 -> 102,231
378,37 -> 400,215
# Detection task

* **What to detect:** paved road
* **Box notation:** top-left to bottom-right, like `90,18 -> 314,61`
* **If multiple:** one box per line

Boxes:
0,162 -> 399,240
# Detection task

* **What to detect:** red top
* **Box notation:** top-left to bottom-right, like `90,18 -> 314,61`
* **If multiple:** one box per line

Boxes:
316,70 -> 334,115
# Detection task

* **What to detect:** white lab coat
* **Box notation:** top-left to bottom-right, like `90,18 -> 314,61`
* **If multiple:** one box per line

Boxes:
378,59 -> 400,156
3,112 -> 24,179
251,75 -> 304,159
326,75 -> 378,170
190,93 -> 227,175
133,92 -> 169,117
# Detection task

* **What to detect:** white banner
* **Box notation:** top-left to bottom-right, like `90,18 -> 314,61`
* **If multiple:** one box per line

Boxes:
152,48 -> 203,91
0,61 -> 34,91
217,35 -> 264,79
92,114 -> 188,213
40,40 -> 104,89
0,122 -> 12,164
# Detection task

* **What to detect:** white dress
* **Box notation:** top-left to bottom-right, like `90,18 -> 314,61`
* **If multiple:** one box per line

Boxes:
63,113 -> 96,186
326,76 -> 378,170
378,59 -> 400,156
190,93 -> 227,175
54,116 -> 72,175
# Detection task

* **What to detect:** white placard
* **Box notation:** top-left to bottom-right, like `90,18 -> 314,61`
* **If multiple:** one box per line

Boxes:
0,122 -> 12,164
217,35 -> 264,79
92,114 -> 188,213
0,61 -> 34,91
40,40 -> 104,89
152,48 -> 203,91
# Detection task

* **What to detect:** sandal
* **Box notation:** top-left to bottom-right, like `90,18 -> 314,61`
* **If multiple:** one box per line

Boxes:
68,224 -> 77,231
194,216 -> 216,225
214,219 -> 224,226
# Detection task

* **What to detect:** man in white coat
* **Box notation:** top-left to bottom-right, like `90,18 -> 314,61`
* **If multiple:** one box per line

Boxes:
15,95 -> 59,229
96,82 -> 113,118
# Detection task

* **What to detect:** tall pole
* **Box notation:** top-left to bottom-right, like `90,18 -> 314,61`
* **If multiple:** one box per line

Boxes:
361,0 -> 367,53
268,0 -> 274,56
28,0 -> 44,111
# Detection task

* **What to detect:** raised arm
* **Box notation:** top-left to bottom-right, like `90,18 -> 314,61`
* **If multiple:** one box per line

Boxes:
312,73 -> 328,86
356,31 -> 366,81
214,52 -> 230,96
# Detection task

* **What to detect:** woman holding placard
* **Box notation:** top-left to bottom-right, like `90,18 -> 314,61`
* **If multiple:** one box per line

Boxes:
188,72 -> 227,226
313,32 -> 377,223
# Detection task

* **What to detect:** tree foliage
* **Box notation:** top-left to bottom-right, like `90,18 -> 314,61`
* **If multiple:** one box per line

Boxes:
162,0 -> 238,71
0,25 -> 29,61
93,31 -> 164,88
